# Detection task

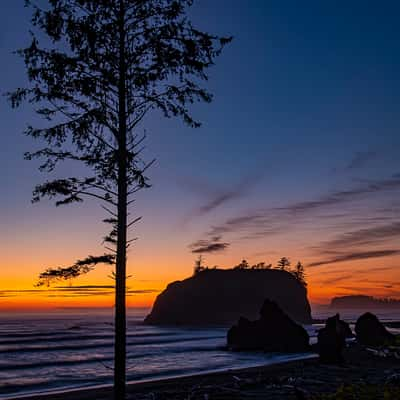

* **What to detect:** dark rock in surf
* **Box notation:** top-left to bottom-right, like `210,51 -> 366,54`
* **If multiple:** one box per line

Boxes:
355,312 -> 395,346
227,299 -> 310,352
340,319 -> 354,339
317,314 -> 347,364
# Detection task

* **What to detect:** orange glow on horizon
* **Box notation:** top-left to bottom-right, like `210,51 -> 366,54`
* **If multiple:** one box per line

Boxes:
2,240 -> 399,312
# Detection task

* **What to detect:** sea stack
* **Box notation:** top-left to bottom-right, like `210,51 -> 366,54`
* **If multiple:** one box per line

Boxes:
145,268 -> 312,326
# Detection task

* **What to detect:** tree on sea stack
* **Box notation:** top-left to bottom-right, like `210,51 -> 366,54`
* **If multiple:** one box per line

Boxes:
292,261 -> 307,287
277,256 -> 291,270
9,1 -> 231,398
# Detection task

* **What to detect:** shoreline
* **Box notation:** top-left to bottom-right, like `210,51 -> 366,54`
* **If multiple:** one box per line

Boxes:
2,355 -> 317,400
3,344 -> 400,400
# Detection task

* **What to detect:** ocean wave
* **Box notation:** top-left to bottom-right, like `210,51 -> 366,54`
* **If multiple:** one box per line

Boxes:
1,308 -> 397,399
0,334 -> 225,355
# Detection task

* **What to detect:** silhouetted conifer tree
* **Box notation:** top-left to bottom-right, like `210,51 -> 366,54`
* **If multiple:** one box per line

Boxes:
193,255 -> 205,275
292,261 -> 307,287
234,259 -> 250,269
9,1 -> 231,398
277,256 -> 291,270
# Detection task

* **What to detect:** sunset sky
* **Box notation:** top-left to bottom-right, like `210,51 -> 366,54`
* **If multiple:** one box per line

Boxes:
1,0 -> 400,310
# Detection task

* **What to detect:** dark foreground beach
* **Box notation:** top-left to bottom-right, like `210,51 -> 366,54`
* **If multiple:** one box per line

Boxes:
6,344 -> 400,400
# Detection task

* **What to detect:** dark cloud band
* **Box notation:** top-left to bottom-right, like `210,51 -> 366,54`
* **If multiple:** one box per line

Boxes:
309,249 -> 400,267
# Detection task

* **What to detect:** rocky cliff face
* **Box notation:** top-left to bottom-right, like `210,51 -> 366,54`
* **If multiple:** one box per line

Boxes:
144,269 -> 312,325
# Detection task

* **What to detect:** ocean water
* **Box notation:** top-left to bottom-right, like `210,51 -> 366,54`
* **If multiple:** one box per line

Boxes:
0,307 -> 398,399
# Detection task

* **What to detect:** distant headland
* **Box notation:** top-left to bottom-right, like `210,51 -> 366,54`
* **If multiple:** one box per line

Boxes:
145,264 -> 312,326
330,295 -> 400,309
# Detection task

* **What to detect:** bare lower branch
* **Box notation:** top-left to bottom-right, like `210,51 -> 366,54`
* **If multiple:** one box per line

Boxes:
127,217 -> 142,228
101,205 -> 118,217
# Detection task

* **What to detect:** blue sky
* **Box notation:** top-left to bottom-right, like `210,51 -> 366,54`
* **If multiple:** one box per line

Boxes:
1,0 -> 400,304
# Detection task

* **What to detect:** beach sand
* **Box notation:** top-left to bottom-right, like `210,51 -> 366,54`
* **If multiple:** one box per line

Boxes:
5,344 -> 400,400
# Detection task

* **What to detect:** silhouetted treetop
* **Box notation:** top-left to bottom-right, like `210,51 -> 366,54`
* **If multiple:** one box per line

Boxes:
251,262 -> 272,269
291,261 -> 307,287
277,257 -> 291,270
11,0 -> 232,131
234,259 -> 250,269
193,255 -> 205,275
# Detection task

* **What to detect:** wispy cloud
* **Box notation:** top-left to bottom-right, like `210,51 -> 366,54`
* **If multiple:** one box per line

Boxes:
346,151 -> 378,170
55,285 -> 114,289
189,235 -> 230,254
195,190 -> 245,216
277,174 -> 400,216
315,221 -> 400,250
309,249 -> 400,267
319,274 -> 354,285
0,290 -> 41,295
182,169 -> 267,222
200,174 -> 400,242
126,289 -> 159,294
336,286 -> 400,297
315,266 -> 394,276
0,287 -> 159,298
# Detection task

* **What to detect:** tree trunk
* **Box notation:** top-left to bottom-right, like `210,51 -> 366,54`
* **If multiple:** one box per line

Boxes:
115,1 -> 127,399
